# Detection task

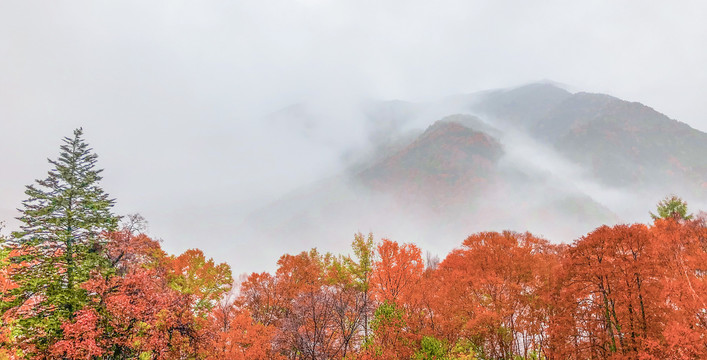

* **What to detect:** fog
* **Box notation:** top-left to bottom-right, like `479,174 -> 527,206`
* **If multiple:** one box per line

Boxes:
2,1 -> 707,275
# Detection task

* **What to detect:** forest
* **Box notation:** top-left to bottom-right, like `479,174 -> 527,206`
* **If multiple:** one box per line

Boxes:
2,130 -> 707,360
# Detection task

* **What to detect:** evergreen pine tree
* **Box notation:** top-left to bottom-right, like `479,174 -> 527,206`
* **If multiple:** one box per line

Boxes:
3,128 -> 118,353
650,194 -> 693,221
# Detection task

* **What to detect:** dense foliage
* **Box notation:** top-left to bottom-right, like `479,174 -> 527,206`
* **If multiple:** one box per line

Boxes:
2,130 -> 707,359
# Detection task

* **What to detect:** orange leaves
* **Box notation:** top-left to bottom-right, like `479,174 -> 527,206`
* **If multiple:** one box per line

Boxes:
363,300 -> 421,360
6,214 -> 707,359
269,249 -> 354,359
364,239 -> 429,358
236,240 -> 425,359
549,220 -> 707,359
371,239 -> 424,304
238,272 -> 283,326
164,248 -> 233,316
553,224 -> 660,358
209,307 -> 281,360
651,218 -> 707,358
275,249 -> 328,298
433,231 -> 557,359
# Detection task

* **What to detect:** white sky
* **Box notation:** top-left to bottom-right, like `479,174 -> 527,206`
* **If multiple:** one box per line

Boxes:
2,1 -> 707,274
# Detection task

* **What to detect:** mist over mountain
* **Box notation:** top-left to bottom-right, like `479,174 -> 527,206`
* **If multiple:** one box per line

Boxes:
236,81 -> 707,262
359,119 -> 503,209
472,84 -> 707,193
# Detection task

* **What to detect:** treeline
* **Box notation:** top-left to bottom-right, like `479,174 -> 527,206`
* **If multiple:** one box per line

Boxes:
2,130 -> 707,359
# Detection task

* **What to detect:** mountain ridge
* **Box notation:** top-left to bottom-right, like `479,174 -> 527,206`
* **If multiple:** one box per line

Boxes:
240,82 -> 706,257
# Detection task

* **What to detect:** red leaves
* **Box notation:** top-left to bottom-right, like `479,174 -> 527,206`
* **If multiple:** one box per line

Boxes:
40,231 -> 234,360
0,249 -> 21,295
104,230 -> 165,274
50,309 -> 104,359
4,217 -> 707,359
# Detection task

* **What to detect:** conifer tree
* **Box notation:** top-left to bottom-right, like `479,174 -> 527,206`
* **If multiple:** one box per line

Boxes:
3,128 -> 118,354
650,194 -> 693,221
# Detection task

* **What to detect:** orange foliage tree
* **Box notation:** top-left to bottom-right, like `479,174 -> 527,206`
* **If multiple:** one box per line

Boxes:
432,231 -> 559,359
360,238 -> 426,359
208,290 -> 281,360
5,197 -> 707,360
549,217 -> 707,359
550,224 -> 662,358
649,216 -> 707,359
238,234 -> 379,359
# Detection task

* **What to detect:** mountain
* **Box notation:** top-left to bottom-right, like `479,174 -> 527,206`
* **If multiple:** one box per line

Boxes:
359,119 -> 502,210
241,82 -> 706,259
471,82 -> 572,130
472,84 -> 707,194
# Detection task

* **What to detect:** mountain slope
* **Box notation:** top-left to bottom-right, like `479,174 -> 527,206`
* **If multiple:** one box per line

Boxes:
471,84 -> 707,194
359,120 -> 503,209
471,83 -> 572,129
242,109 -> 618,258
240,82 -> 705,261
549,94 -> 707,190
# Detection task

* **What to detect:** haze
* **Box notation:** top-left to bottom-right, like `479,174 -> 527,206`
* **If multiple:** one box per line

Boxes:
2,1 -> 707,275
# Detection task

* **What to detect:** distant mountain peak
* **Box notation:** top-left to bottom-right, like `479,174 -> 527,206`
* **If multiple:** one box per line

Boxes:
471,82 -> 572,127
421,118 -> 478,136
507,81 -> 571,93
413,119 -> 501,154
244,82 -> 706,250
358,118 -> 503,209
437,114 -> 501,137
531,79 -> 572,89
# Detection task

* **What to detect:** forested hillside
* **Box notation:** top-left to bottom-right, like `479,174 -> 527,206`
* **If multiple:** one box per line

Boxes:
2,131 -> 707,359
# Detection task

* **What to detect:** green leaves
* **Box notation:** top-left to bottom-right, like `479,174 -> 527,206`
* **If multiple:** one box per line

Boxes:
165,248 -> 233,316
650,194 -> 693,221
413,336 -> 448,360
4,128 -> 119,355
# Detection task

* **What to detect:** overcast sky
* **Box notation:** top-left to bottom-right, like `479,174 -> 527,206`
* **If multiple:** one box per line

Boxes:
2,1 -> 707,275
